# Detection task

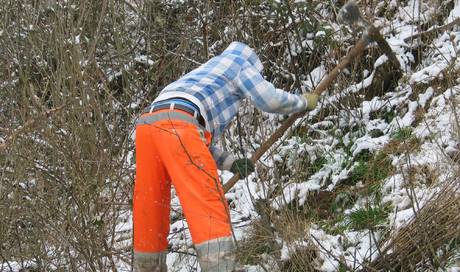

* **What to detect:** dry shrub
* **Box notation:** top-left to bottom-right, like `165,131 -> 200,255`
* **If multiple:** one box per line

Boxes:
366,178 -> 460,271
236,198 -> 324,271
235,217 -> 279,267
280,245 -> 319,272
276,208 -> 320,272
275,208 -> 313,243
0,1 -> 339,270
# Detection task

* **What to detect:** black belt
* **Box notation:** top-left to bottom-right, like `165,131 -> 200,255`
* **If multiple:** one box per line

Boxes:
142,102 -> 206,128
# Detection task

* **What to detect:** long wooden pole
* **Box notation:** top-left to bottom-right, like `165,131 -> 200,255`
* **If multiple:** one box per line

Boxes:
223,35 -> 373,193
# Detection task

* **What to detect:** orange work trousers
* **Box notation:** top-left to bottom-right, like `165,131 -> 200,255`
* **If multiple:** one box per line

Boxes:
133,110 -> 232,253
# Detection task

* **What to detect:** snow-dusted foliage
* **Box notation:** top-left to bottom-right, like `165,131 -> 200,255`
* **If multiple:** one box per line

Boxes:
1,0 -> 460,271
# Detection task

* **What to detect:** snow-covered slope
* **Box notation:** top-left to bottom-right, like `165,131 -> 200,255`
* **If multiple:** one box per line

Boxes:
159,1 -> 460,271
2,1 -> 460,271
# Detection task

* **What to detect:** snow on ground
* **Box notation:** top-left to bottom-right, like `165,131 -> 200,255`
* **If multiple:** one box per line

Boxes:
224,3 -> 460,270
108,1 -> 460,271
153,79 -> 460,271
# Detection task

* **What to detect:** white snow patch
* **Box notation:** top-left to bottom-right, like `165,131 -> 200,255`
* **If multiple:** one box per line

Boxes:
134,55 -> 155,66
303,65 -> 327,91
410,62 -> 448,84
310,228 -> 342,271
351,135 -> 390,157
447,1 -> 460,24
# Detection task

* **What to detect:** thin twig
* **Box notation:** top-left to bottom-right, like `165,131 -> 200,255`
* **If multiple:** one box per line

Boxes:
0,105 -> 65,152
404,17 -> 460,44
310,234 -> 354,271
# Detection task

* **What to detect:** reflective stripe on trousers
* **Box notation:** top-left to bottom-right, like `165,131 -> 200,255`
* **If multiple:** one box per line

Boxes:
196,236 -> 236,272
133,238 -> 236,272
133,110 -> 235,272
133,251 -> 167,272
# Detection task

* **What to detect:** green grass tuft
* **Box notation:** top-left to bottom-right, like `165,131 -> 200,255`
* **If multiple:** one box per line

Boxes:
349,206 -> 389,230
310,157 -> 327,173
349,152 -> 392,186
392,127 -> 413,141
384,111 -> 396,123
350,161 -> 369,184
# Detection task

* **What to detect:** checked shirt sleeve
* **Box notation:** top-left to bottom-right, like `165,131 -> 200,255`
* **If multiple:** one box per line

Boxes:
209,145 -> 235,171
237,65 -> 308,114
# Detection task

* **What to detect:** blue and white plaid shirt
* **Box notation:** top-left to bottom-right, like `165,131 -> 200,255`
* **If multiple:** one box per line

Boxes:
153,42 -> 308,169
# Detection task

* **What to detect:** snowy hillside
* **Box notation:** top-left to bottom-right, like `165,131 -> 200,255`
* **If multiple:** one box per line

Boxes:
156,1 -> 460,271
1,0 -> 460,271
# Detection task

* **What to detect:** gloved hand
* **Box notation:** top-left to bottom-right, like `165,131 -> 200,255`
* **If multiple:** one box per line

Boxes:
303,92 -> 319,110
230,158 -> 255,178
